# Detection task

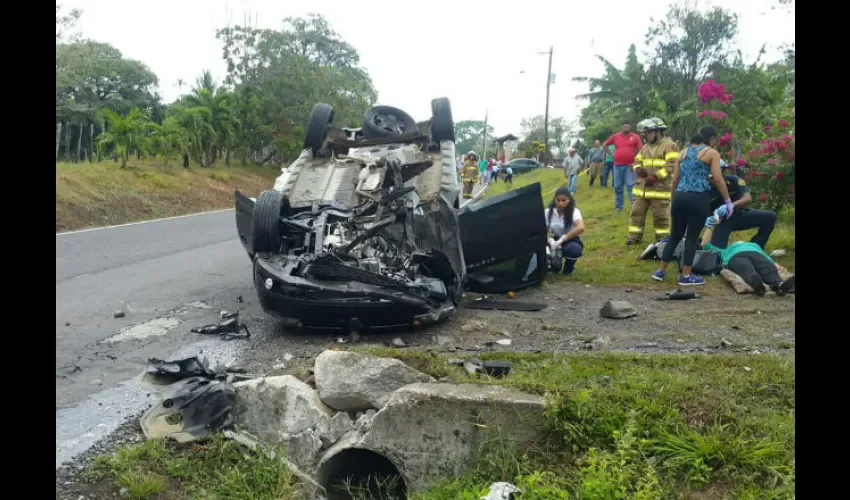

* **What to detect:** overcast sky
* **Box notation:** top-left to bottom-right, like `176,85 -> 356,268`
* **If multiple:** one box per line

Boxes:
67,0 -> 794,136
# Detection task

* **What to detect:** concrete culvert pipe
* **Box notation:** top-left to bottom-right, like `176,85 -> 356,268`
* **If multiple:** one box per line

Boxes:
317,448 -> 408,500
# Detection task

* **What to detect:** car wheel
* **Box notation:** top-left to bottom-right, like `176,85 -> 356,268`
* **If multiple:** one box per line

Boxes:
430,97 -> 455,143
304,103 -> 334,154
362,105 -> 418,139
252,190 -> 291,254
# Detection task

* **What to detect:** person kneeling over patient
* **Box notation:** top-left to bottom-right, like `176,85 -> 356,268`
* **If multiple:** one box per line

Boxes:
545,188 -> 585,275
708,160 -> 777,249
701,218 -> 794,297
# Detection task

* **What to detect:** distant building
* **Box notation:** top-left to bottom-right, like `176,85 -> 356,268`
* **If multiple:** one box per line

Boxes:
493,134 -> 519,162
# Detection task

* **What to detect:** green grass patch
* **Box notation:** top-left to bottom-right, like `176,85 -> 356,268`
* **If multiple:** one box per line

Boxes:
86,435 -> 301,499
56,159 -> 280,232
482,168 -> 795,286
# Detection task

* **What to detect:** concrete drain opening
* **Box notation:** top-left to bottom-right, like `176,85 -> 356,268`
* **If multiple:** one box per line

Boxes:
317,448 -> 407,500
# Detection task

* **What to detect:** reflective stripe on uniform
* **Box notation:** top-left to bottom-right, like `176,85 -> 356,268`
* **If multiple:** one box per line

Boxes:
655,228 -> 671,235
665,151 -> 679,161
643,158 -> 667,167
628,225 -> 643,234
656,168 -> 669,179
632,188 -> 672,200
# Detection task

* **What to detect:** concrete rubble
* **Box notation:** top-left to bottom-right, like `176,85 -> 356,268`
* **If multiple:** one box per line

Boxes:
600,299 -> 638,319
231,349 -> 547,495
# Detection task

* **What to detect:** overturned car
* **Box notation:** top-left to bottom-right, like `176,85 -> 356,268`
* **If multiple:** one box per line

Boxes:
234,99 -> 547,332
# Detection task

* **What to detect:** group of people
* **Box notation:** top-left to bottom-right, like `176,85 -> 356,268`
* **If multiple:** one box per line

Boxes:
543,118 -> 793,294
457,152 -> 513,199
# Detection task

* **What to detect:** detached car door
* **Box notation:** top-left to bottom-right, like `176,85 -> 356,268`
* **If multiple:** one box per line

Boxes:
457,182 -> 547,294
234,189 -> 256,259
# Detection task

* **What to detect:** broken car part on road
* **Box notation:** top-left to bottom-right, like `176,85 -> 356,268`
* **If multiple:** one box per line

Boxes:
190,310 -> 251,340
234,98 -> 547,332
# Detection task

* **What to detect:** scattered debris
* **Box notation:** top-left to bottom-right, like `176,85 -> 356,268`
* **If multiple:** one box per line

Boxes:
237,295 -> 244,302
719,338 -> 733,349
283,353 -> 295,361
656,290 -> 699,301
336,337 -> 348,344
769,249 -> 787,257
506,291 -> 516,299
495,339 -> 512,346
140,376 -> 236,443
461,320 -> 488,332
466,296 -> 547,311
482,360 -> 512,378
113,310 -> 125,319
743,366 -> 752,372
599,300 -> 638,319
482,482 -> 522,500
191,311 -> 250,340
391,337 -> 408,348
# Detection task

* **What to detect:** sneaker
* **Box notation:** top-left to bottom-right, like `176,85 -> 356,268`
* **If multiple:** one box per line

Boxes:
652,270 -> 666,282
775,275 -> 795,296
678,274 -> 705,286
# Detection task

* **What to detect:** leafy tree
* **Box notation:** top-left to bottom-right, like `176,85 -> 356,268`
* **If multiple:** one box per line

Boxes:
517,116 -> 576,159
96,108 -> 150,168
453,120 -> 493,157
147,117 -> 189,167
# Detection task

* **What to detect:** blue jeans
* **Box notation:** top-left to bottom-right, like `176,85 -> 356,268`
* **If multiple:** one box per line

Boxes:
613,165 -> 635,210
568,173 -> 578,193
601,161 -> 613,186
561,239 -> 584,274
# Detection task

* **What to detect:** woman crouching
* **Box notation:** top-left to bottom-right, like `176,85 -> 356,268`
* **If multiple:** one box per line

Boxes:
545,187 -> 585,275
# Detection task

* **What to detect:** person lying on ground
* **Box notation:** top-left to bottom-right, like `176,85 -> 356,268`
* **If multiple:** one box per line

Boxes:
700,222 -> 795,297
707,160 -> 777,249
545,187 -> 585,275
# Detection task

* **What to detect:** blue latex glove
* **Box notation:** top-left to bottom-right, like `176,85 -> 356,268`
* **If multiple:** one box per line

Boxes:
715,205 -> 728,219
724,198 -> 734,217
704,215 -> 719,229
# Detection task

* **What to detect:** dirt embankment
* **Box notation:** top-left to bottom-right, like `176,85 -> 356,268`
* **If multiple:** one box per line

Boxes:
56,161 -> 280,232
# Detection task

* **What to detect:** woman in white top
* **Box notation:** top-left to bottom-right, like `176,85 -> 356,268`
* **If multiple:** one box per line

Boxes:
544,187 -> 585,275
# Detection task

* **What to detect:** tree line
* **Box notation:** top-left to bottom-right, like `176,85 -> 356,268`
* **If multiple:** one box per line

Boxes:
56,6 -> 376,168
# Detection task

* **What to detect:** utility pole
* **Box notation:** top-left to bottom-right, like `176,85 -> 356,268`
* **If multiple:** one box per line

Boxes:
543,46 -> 553,166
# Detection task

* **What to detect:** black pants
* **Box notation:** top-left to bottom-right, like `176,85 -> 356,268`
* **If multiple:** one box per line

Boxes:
661,191 -> 710,267
726,251 -> 781,289
710,209 -> 777,249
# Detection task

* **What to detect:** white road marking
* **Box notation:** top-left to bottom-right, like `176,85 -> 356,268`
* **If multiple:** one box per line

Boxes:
56,208 -> 234,236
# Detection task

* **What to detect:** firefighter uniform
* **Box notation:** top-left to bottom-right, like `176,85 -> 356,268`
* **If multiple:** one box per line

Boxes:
461,153 -> 480,199
628,128 -> 678,243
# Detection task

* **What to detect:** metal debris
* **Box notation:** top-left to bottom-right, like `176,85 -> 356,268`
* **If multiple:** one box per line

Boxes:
190,311 -> 250,340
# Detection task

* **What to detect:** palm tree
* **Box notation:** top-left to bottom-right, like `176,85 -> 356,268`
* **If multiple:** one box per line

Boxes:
179,70 -> 236,167
96,108 -> 149,168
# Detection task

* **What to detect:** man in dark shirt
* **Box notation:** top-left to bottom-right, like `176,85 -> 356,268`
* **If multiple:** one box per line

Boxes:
708,162 -> 777,249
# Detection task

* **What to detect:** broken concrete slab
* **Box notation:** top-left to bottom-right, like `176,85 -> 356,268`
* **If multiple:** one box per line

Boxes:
233,375 -> 352,447
316,382 -> 546,493
313,350 -> 435,412
600,300 -> 638,319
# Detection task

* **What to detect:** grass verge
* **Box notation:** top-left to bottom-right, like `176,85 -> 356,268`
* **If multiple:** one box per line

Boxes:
484,168 -> 795,287
56,160 -> 280,232
85,351 -> 794,500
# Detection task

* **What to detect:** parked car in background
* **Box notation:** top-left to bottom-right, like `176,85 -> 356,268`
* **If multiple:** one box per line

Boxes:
505,158 -> 543,175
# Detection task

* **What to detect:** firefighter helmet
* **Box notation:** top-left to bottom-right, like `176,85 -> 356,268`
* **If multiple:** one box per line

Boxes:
637,117 -> 668,133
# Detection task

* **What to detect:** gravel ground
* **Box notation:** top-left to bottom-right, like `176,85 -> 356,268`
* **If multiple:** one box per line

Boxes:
55,280 -> 795,499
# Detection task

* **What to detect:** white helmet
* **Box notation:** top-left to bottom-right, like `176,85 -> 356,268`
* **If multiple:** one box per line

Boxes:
466,151 -> 478,159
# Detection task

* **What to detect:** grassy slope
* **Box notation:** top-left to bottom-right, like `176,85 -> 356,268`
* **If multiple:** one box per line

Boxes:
83,167 -> 795,500
56,160 -> 280,232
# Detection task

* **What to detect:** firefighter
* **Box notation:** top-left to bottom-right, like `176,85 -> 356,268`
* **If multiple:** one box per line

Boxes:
627,117 -> 679,245
461,151 -> 480,199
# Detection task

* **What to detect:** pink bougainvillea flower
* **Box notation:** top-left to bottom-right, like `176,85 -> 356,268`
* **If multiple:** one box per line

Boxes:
759,193 -> 768,203
768,158 -> 778,167
718,133 -> 733,147
775,171 -> 785,181
775,140 -> 789,151
763,124 -> 773,132
726,150 -> 735,159
748,150 -> 757,158
779,119 -> 788,127
736,158 -> 746,167
782,135 -> 794,142
698,111 -> 710,119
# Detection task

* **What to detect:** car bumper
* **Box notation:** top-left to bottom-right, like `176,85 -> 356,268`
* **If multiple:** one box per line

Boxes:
253,257 -> 456,331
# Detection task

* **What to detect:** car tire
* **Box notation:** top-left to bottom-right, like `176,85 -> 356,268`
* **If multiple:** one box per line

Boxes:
362,105 -> 418,139
252,190 -> 290,254
304,103 -> 334,154
430,97 -> 455,143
